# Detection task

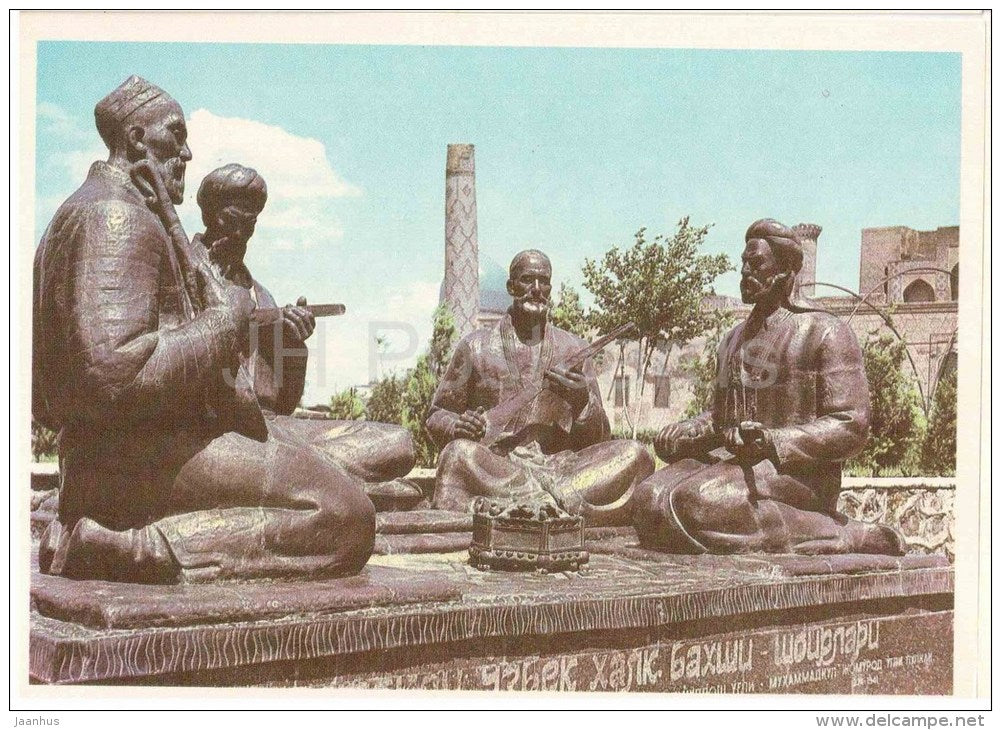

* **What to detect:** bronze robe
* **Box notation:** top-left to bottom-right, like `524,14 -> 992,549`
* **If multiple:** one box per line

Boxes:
33,162 -> 377,582
196,245 -> 416,485
633,306 -> 901,555
427,313 -> 653,523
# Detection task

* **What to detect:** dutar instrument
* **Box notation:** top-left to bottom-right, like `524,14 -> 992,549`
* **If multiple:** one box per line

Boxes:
481,322 -> 637,449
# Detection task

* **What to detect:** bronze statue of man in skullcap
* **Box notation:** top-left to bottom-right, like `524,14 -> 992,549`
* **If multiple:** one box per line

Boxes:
33,77 -> 379,583
632,219 -> 905,556
192,163 -> 416,485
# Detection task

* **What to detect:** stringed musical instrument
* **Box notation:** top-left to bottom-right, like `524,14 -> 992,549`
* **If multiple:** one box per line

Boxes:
251,303 -> 346,326
481,322 -> 637,449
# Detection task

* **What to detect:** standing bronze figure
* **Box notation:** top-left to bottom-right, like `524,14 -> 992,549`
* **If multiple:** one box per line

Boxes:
632,219 -> 905,555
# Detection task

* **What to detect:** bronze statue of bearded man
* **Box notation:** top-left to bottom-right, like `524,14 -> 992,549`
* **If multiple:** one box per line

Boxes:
33,77 -> 381,583
632,219 -> 905,556
427,250 -> 654,525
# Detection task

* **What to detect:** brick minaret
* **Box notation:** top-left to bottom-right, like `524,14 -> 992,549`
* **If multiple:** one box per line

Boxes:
443,144 -> 480,339
793,223 -> 821,298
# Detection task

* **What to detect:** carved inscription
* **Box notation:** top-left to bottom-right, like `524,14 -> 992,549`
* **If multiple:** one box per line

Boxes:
325,611 -> 951,694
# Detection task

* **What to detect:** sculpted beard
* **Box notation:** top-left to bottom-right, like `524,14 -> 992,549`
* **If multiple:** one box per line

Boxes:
160,156 -> 186,204
740,271 -> 782,303
518,291 -> 550,322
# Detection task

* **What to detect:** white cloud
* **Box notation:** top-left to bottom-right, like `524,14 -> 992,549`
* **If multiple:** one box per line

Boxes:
184,109 -> 360,200
178,109 -> 359,253
36,105 -> 359,254
300,279 -> 440,405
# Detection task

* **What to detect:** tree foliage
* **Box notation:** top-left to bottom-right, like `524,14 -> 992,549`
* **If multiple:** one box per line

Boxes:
365,373 -> 406,424
920,357 -> 956,476
549,282 -> 589,339
581,219 -> 732,436
847,333 -> 925,475
31,419 -> 58,461
328,386 -> 366,421
401,305 -> 457,467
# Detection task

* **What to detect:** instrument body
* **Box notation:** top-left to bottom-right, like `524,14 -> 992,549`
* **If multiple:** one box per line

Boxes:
480,322 -> 636,449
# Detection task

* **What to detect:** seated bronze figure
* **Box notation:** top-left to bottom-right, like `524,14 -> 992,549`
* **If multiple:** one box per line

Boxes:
193,164 -> 415,486
632,219 -> 905,556
32,77 -> 386,583
427,250 -> 654,525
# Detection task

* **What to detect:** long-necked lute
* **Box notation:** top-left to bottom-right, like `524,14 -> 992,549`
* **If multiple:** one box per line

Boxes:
481,322 -> 637,449
251,303 -> 346,326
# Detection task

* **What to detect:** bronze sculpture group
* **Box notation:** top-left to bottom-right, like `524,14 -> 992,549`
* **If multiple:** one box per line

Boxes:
32,76 -> 904,586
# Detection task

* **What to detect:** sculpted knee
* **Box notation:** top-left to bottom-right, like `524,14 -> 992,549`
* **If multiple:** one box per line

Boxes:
669,482 -> 716,535
391,425 -> 417,473
375,423 -> 417,476
630,476 -> 660,517
311,476 -> 376,566
437,438 -> 480,475
624,440 -> 655,480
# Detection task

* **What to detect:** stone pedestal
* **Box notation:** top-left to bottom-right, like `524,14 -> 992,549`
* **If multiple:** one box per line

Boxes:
30,543 -> 953,692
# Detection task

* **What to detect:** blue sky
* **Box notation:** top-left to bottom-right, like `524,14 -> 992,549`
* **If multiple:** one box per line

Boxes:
34,42 -> 961,402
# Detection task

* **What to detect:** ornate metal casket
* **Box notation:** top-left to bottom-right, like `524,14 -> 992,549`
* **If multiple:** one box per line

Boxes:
469,510 -> 588,574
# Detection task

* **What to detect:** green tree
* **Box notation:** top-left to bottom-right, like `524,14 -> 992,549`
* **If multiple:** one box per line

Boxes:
847,333 -> 925,475
920,357 -> 957,476
328,386 -> 366,421
582,218 -> 732,437
679,310 -> 736,419
365,373 -> 406,424
401,304 -> 457,467
31,419 -> 58,461
549,283 -> 589,339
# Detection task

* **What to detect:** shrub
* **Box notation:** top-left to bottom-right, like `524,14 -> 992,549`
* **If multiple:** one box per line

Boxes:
31,419 -> 58,461
846,333 -> 926,476
328,387 -> 366,421
920,357 -> 957,476
365,374 -> 406,424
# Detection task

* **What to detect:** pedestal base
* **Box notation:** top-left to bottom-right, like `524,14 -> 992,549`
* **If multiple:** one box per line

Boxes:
30,546 -> 952,692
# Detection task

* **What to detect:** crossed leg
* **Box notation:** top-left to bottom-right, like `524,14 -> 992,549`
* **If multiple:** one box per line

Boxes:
632,459 -> 904,555
42,421 -> 376,583
433,438 -> 654,526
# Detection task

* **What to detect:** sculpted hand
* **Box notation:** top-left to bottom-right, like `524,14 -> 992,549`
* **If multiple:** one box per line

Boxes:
723,421 -> 773,464
453,407 -> 487,442
282,296 -> 316,343
195,257 -> 254,324
655,421 -> 700,461
544,364 -> 589,416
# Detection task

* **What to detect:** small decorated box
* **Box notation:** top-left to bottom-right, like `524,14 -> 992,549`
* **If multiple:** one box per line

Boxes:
469,510 -> 588,574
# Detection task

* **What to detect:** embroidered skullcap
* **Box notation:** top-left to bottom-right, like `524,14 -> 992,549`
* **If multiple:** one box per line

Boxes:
509,249 -> 551,279
197,164 -> 268,221
745,218 -> 803,275
94,76 -> 169,148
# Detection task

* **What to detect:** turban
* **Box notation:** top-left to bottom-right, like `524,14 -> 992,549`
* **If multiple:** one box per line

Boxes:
509,249 -> 551,279
745,218 -> 803,275
94,75 -> 169,148
197,164 -> 268,222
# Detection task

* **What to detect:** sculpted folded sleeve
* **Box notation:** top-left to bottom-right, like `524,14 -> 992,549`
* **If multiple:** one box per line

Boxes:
569,354 -> 610,447
770,320 -> 870,467
426,336 -> 474,448
258,285 -> 307,416
63,201 -> 241,424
